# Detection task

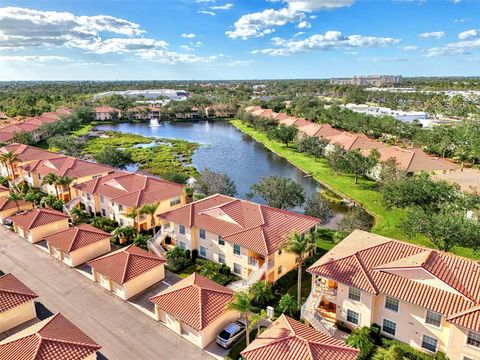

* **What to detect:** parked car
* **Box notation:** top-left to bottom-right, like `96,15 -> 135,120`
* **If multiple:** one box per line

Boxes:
216,320 -> 246,349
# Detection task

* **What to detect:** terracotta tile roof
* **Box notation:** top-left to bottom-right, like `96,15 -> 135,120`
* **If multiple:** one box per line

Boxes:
94,106 -> 120,113
21,156 -> 114,179
361,146 -> 458,173
11,208 -> 69,231
149,273 -> 234,331
0,313 -> 101,360
278,116 -> 299,126
447,304 -> 480,332
308,230 -> 480,317
292,117 -> 311,127
432,168 -> 480,194
244,106 -> 262,112
327,132 -> 385,151
159,194 -> 320,256
273,113 -> 290,120
87,244 -> 166,284
251,109 -> 270,117
73,171 -> 184,208
0,274 -> 38,313
241,315 -> 359,360
0,143 -> 59,163
44,224 -> 111,253
0,197 -> 31,212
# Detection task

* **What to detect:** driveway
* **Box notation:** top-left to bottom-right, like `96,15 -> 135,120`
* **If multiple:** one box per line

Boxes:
0,227 -> 211,360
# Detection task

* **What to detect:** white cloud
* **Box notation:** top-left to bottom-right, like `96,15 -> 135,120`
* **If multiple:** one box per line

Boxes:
419,31 -> 445,39
181,33 -> 196,38
452,0 -> 461,3
181,45 -> 194,51
81,38 -> 168,54
210,3 -> 233,10
198,10 -> 216,15
225,59 -> 254,66
226,0 -> 352,39
252,30 -> 400,56
0,55 -> 70,62
402,45 -> 419,51
138,49 -> 218,64
424,38 -> 480,57
458,29 -> 478,40
195,0 -> 215,2
297,20 -> 311,29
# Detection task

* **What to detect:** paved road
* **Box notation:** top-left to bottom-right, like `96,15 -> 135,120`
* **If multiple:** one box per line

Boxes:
0,227 -> 211,360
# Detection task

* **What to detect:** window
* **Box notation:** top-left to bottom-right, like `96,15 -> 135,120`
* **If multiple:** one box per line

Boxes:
120,219 -> 124,226
38,174 -> 41,180
467,331 -> 480,348
277,266 -> 282,275
385,296 -> 399,312
199,229 -> 206,239
200,246 -> 207,258
179,225 -> 185,235
170,196 -> 181,206
101,209 -> 106,216
218,253 -> 226,264
382,319 -> 396,336
100,195 -> 104,203
421,335 -> 438,352
278,249 -> 282,255
88,206 -> 93,213
233,263 -> 242,275
179,241 -> 186,249
233,244 -> 241,256
86,193 -> 91,200
346,309 -> 359,325
218,236 -> 225,246
425,310 -> 442,328
118,204 -> 123,212
348,287 -> 361,302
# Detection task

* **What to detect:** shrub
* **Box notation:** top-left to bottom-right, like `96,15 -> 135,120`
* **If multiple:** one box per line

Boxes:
346,326 -> 375,360
191,249 -> 198,263
185,249 -> 191,259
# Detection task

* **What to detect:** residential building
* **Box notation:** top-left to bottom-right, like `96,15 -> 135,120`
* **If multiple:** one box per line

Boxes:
93,106 -> 121,121
241,314 -> 359,360
0,184 -> 10,198
11,208 -> 70,243
325,132 -> 386,152
0,313 -> 102,360
44,224 -> 112,267
20,156 -> 115,201
128,105 -> 161,120
157,194 -> 320,285
149,273 -> 238,348
93,89 -> 188,101
432,168 -> 480,194
0,197 -> 33,224
0,273 -> 38,333
205,104 -> 237,118
87,244 -> 166,300
330,75 -> 402,86
303,230 -> 480,359
73,171 -> 186,231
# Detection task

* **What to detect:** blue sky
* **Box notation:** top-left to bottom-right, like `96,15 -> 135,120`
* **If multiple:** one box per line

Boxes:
0,0 -> 479,80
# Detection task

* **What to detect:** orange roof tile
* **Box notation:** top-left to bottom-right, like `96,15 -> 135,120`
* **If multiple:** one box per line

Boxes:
149,273 -> 234,331
73,171 -> 184,208
327,132 -> 385,151
0,274 -> 38,313
94,106 -> 120,113
11,208 -> 69,231
87,245 -> 166,284
447,304 -> 480,332
308,230 -> 480,317
44,224 -> 111,253
0,143 -> 60,163
0,197 -> 31,212
241,315 -> 359,360
0,313 -> 101,360
159,194 -> 320,256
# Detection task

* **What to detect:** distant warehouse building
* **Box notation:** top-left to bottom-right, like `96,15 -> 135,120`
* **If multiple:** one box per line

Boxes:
330,75 -> 402,86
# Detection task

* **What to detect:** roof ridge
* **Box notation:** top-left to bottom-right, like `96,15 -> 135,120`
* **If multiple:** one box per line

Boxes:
121,250 -> 131,284
68,227 -> 81,253
354,253 -> 378,294
447,303 -> 480,320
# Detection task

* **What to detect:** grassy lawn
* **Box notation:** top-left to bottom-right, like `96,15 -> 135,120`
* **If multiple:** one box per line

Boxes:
230,120 -> 479,260
70,124 -> 92,136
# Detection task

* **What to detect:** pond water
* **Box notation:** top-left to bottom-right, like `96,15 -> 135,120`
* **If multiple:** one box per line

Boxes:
95,120 -> 346,229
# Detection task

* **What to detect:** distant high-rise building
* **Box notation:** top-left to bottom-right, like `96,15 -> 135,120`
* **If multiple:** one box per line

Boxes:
330,75 -> 402,86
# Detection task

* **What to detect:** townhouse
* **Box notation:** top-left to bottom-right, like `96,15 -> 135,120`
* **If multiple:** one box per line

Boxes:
20,155 -> 115,202
73,171 -> 186,232
0,313 -> 102,360
128,105 -> 161,121
241,314 -> 359,360
93,106 -> 121,121
157,194 -> 320,284
303,229 -> 480,360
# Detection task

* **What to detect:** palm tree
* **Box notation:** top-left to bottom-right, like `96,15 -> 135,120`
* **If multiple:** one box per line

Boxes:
282,231 -> 316,306
226,292 -> 254,346
278,293 -> 298,317
249,309 -> 267,337
7,191 -> 22,212
55,176 -> 73,200
0,151 -> 17,181
126,206 -> 140,230
248,281 -> 274,307
199,261 -> 217,279
140,203 -> 159,235
41,173 -> 59,198
346,326 -> 375,360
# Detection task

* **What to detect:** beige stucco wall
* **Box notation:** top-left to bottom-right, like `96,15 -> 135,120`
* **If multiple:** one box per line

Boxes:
48,238 -> 111,268
0,300 -> 36,333
15,218 -> 69,243
335,283 -> 375,329
122,264 -> 165,299
446,325 -> 480,360
0,203 -> 33,224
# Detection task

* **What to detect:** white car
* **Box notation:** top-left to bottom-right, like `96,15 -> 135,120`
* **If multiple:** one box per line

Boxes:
216,320 -> 246,349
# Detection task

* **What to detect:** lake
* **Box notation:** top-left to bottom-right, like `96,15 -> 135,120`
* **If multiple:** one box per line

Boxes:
95,120 -> 346,228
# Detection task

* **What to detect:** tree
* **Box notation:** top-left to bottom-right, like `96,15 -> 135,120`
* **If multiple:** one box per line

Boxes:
377,158 -> 406,185
48,135 -> 85,157
126,206 -> 140,229
249,176 -> 305,210
93,146 -> 133,169
140,203 -> 159,235
39,194 -> 64,211
193,168 -> 237,197
55,176 -> 73,200
282,231 -> 315,306
248,281 -> 274,308
113,225 -> 136,244
295,136 -> 328,160
304,193 -> 333,224
346,327 -> 376,360
7,191 -> 22,212
225,292 -> 254,346
267,125 -> 298,147
91,217 -> 118,232
0,151 -> 17,180
338,207 -> 372,233
325,145 -> 347,174
278,293 -> 298,317
41,173 -> 59,198
12,131 -> 35,145
342,149 -> 378,184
